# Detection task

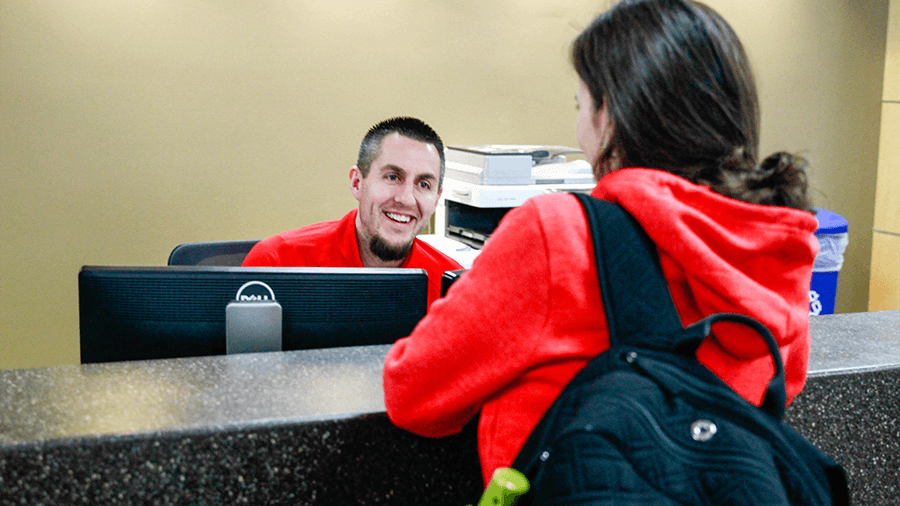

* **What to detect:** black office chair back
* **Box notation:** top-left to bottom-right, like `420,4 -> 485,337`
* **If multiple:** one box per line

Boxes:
167,240 -> 260,266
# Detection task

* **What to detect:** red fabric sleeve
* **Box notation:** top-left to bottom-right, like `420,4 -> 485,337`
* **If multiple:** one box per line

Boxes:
383,199 -> 556,438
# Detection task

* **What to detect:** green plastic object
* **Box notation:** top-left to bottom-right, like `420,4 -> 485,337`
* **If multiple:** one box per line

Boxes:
470,467 -> 530,506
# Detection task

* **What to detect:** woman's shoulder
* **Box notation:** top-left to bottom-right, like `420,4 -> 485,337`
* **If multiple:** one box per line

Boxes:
497,193 -> 591,249
520,192 -> 586,220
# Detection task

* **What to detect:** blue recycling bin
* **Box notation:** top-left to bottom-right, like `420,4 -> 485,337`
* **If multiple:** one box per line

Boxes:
809,208 -> 848,316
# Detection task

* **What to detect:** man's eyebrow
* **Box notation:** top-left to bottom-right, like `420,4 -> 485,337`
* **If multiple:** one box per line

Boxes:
382,164 -> 406,173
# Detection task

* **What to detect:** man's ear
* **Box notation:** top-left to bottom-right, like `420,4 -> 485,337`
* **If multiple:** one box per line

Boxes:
349,166 -> 363,201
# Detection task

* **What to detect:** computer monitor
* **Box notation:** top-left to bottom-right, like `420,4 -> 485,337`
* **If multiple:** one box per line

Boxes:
441,269 -> 467,297
79,266 -> 428,364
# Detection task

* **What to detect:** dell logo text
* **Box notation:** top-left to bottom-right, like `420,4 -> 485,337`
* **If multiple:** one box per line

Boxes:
234,281 -> 277,302
239,294 -> 269,301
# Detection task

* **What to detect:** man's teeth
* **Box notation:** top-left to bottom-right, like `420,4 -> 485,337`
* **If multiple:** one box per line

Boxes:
386,212 -> 412,223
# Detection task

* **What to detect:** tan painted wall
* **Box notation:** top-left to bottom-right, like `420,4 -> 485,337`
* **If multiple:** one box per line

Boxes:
869,0 -> 900,311
0,0 -> 890,369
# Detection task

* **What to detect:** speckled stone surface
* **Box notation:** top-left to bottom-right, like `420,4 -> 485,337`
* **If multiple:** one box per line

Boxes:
1,346 -> 391,445
806,309 -> 900,377
784,310 -> 900,506
1,310 -> 897,505
0,347 -> 483,504
785,369 -> 899,505
1,415 -> 482,505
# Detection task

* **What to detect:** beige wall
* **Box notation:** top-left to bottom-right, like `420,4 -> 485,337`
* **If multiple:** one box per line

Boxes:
869,0 -> 900,311
0,0 -> 891,370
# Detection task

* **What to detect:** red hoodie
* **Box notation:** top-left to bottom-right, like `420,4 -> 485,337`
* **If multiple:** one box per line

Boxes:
383,168 -> 819,484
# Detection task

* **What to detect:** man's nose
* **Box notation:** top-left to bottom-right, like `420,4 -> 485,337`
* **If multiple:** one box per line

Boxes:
394,181 -> 416,206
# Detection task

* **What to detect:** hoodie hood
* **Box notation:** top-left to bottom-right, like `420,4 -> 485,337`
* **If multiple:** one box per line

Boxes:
594,168 -> 819,403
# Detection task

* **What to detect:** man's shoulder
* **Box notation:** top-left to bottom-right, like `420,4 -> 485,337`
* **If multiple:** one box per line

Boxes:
263,209 -> 356,247
243,211 -> 356,267
269,218 -> 344,245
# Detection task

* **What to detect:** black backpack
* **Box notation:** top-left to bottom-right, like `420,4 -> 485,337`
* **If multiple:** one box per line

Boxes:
510,193 -> 849,505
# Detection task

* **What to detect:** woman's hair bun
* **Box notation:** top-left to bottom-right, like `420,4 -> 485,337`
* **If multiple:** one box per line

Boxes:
720,152 -> 814,213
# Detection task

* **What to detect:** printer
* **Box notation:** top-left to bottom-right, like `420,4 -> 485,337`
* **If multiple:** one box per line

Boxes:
423,145 -> 596,267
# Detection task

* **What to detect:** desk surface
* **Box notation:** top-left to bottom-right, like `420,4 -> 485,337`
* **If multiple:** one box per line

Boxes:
807,309 -> 900,376
1,310 -> 898,447
0,345 -> 390,445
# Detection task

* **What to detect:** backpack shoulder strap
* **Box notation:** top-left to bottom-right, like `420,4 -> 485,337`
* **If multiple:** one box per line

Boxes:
571,192 -> 684,348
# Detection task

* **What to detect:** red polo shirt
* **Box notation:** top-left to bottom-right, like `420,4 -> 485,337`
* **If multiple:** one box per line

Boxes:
243,209 -> 462,308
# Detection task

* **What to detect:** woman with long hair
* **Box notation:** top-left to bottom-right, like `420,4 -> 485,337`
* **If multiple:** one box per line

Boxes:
384,0 -> 818,488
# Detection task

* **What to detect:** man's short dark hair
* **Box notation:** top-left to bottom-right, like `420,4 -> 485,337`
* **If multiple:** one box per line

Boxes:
356,117 -> 446,190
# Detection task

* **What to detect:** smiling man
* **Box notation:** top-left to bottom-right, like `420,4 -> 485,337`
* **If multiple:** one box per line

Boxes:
242,117 -> 462,308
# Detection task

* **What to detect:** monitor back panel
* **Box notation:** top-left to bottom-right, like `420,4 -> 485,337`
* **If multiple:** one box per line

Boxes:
79,266 -> 428,363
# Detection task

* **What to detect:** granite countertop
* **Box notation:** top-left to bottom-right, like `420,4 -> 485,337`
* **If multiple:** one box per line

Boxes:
1,310 -> 898,448
807,309 -> 900,376
0,345 -> 391,446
